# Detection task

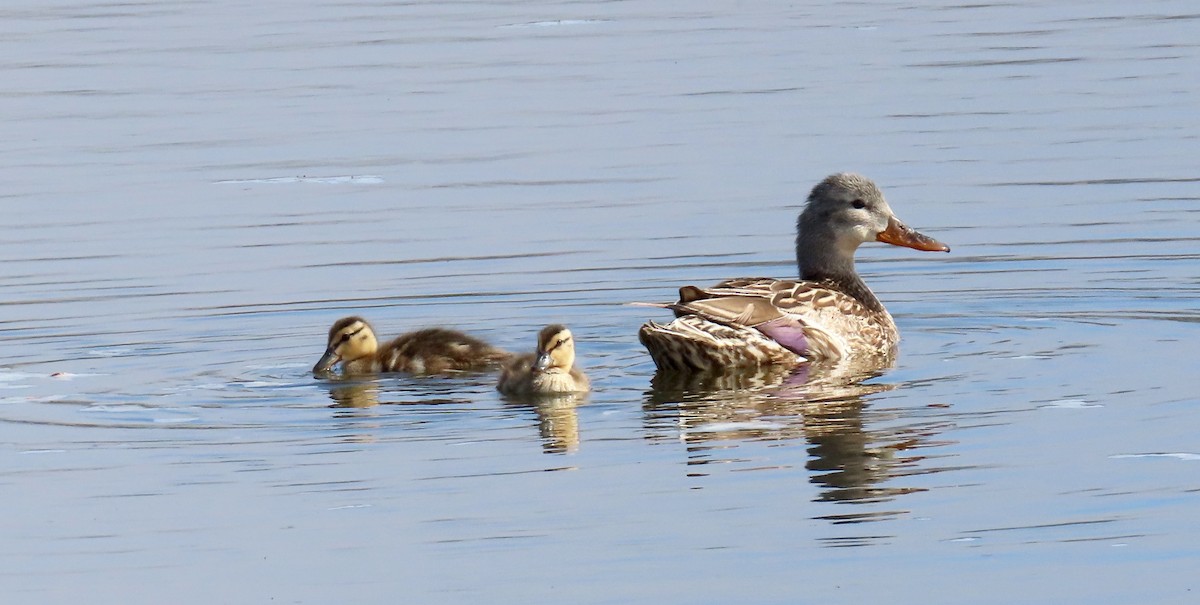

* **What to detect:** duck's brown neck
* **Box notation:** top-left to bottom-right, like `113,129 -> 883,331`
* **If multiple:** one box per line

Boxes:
797,233 -> 886,313
801,267 -> 886,314
801,242 -> 888,314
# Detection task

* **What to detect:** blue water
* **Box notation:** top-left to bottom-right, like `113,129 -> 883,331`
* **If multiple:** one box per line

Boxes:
2,1 -> 1198,603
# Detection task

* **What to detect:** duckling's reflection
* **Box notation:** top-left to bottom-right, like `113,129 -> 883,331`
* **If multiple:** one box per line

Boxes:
320,376 -> 476,419
644,355 -> 941,505
326,380 -> 382,409
318,375 -> 585,454
503,392 -> 585,454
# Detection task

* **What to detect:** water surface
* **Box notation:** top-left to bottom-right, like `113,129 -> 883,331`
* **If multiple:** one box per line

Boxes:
2,1 -> 1198,603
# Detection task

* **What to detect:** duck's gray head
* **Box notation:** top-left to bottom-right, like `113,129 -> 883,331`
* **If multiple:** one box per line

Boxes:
796,173 -> 949,277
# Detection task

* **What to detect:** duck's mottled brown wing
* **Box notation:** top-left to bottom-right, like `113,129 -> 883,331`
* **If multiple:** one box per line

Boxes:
768,281 -> 897,358
702,277 -> 780,297
667,291 -> 785,328
639,315 -> 804,372
639,276 -> 897,370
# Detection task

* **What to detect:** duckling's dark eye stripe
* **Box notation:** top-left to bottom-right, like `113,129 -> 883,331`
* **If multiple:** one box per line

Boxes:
540,333 -> 572,355
337,327 -> 364,346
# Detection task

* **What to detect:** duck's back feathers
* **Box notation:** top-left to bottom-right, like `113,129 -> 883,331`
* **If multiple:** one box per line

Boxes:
380,328 -> 511,374
639,315 -> 802,372
639,277 -> 897,371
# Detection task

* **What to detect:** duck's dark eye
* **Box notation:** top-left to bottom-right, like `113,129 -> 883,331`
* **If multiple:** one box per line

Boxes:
851,199 -> 866,209
338,327 -> 364,346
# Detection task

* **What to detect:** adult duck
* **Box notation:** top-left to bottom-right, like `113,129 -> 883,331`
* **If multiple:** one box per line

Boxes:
639,173 -> 949,371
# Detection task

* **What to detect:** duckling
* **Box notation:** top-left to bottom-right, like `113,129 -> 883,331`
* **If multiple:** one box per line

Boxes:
497,324 -> 590,395
313,316 -> 510,376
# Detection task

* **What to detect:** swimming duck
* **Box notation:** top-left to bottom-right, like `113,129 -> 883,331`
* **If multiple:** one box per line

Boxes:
639,173 -> 950,371
497,324 -> 590,395
313,316 -> 510,376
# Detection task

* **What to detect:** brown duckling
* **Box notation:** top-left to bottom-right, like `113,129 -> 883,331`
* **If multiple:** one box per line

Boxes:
313,316 -> 510,376
497,324 -> 590,395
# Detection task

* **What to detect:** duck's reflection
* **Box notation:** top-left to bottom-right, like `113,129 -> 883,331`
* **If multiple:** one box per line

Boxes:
318,375 -> 478,442
326,380 -> 381,409
503,392 -> 586,454
644,355 -> 946,507
320,376 -> 479,411
317,375 -> 586,454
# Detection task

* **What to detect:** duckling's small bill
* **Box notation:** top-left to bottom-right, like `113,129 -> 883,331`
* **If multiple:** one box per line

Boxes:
313,348 -> 341,374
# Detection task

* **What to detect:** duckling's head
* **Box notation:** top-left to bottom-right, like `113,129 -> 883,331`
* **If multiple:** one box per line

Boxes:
797,173 -> 949,274
313,316 -> 378,374
534,324 -> 576,374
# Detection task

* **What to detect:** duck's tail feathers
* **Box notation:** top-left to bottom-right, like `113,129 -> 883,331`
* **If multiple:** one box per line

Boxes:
638,316 -> 803,372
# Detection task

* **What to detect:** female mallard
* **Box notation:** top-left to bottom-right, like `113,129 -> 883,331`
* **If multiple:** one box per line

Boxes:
497,324 -> 590,395
313,316 -> 510,376
639,173 -> 950,371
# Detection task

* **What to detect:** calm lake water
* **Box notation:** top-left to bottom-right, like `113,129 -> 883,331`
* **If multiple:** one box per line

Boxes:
2,1 -> 1198,603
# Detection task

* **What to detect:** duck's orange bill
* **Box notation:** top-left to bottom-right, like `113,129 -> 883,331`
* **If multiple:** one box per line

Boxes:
876,216 -> 950,252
